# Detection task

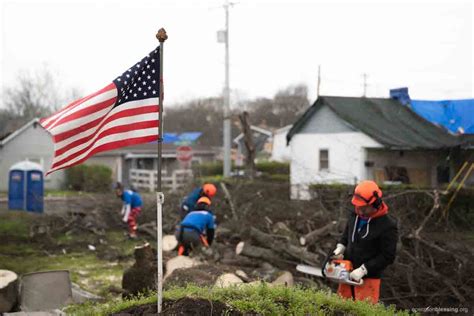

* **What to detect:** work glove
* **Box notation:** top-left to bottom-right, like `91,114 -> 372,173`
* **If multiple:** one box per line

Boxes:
122,216 -> 128,223
350,264 -> 367,282
331,243 -> 346,259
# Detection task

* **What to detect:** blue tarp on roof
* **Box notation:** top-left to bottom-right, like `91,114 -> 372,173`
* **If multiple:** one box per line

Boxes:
160,132 -> 202,144
410,99 -> 474,134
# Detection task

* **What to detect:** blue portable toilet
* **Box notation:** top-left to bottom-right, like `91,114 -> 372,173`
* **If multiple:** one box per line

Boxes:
8,161 -> 44,213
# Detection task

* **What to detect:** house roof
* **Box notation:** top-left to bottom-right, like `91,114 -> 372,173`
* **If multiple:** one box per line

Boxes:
233,125 -> 272,143
409,99 -> 474,134
0,118 -> 40,147
287,96 -> 462,149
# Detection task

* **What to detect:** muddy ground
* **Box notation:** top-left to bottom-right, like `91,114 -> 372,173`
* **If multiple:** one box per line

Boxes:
1,180 -> 474,314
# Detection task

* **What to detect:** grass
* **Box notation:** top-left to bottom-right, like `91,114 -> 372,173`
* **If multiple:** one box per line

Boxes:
0,211 -> 137,298
66,284 -> 412,316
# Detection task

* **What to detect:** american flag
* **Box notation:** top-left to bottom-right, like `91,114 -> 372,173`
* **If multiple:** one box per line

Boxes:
41,48 -> 160,174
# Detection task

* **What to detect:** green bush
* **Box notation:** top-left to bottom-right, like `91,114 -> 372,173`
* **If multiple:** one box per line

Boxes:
256,161 -> 289,174
65,165 -> 88,191
66,164 -> 112,192
194,161 -> 289,177
193,161 -> 224,177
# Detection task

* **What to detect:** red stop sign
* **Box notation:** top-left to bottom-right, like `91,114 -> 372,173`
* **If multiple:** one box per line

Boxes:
176,146 -> 193,162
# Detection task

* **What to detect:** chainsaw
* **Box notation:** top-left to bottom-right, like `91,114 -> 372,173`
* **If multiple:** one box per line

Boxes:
296,259 -> 363,286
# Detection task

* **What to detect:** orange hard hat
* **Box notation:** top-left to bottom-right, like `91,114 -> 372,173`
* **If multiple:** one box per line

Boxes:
351,180 -> 382,206
202,183 -> 217,198
197,196 -> 211,206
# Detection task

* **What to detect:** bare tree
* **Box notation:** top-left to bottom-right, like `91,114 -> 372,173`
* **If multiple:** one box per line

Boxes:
0,67 -> 80,137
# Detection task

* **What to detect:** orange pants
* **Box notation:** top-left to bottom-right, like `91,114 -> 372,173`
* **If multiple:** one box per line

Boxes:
337,278 -> 381,304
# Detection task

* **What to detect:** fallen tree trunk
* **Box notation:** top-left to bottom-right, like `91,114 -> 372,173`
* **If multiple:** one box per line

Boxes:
248,227 -> 320,265
236,242 -> 291,264
299,221 -> 337,246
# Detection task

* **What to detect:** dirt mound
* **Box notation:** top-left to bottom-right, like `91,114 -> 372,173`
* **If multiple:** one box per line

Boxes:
112,298 -> 243,315
164,264 -> 240,289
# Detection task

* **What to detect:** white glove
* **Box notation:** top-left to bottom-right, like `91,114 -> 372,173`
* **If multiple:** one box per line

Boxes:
350,264 -> 367,282
332,243 -> 346,259
120,206 -> 125,216
122,204 -> 131,223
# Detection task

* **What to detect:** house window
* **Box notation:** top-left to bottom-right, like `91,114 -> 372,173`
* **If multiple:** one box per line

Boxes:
136,158 -> 154,170
319,149 -> 329,170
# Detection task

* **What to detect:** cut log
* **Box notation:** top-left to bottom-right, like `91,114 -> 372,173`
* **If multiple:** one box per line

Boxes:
0,270 -> 18,313
249,227 -> 320,265
234,270 -> 250,282
271,271 -> 294,287
220,182 -> 238,220
299,221 -> 337,246
164,256 -> 200,279
214,273 -> 243,288
236,242 -> 284,264
163,235 -> 178,252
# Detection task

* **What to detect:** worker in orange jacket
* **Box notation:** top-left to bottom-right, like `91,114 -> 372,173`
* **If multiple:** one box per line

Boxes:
333,180 -> 398,303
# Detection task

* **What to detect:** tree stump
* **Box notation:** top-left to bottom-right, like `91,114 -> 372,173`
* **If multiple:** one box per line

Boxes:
0,270 -> 18,313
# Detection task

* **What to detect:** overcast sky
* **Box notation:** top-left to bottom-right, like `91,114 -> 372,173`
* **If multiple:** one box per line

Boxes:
0,0 -> 472,109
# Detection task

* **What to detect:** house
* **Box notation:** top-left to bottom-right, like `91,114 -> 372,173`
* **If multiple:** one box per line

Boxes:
0,119 -> 65,191
0,119 -> 218,192
233,125 -> 272,165
286,96 -> 473,200
86,141 -> 218,191
271,125 -> 292,162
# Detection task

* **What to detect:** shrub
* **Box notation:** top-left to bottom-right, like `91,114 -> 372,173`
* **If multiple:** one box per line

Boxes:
65,164 -> 112,192
256,161 -> 289,174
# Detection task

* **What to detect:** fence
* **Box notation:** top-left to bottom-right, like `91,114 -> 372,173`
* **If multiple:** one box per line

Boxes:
129,169 -> 193,192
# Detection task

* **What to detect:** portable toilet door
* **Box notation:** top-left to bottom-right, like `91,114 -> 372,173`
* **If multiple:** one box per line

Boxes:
8,161 -> 44,213
8,169 -> 25,210
27,169 -> 44,213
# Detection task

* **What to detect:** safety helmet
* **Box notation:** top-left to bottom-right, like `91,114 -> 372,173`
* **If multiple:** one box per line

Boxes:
202,183 -> 217,198
351,180 -> 383,207
197,196 -> 211,206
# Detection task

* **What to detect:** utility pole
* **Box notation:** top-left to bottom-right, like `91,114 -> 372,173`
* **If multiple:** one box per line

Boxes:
222,0 -> 231,177
362,73 -> 368,97
316,65 -> 321,98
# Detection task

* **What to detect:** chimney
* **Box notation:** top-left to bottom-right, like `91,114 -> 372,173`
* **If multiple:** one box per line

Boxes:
390,87 -> 410,105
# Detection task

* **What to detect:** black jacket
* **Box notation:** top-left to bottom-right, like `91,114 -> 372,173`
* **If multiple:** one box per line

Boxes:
339,210 -> 398,278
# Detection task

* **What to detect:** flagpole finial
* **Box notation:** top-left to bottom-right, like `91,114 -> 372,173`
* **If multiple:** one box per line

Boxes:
156,28 -> 168,43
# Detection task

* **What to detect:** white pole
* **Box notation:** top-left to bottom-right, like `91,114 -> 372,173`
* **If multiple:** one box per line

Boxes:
223,0 -> 231,177
155,28 -> 168,314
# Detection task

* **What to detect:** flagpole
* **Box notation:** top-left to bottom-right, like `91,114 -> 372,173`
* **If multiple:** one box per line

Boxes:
156,27 -> 167,314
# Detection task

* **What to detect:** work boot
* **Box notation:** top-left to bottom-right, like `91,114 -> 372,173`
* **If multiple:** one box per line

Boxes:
128,232 -> 138,239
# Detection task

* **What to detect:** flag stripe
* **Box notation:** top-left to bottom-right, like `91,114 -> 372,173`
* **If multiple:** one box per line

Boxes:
41,83 -> 116,129
54,111 -> 158,157
41,48 -> 160,174
49,127 -> 159,172
48,89 -> 118,134
47,134 -> 158,175
53,100 -> 158,143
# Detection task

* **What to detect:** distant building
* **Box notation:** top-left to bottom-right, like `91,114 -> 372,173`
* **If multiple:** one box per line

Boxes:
233,125 -> 272,164
0,119 -> 65,191
287,96 -> 474,200
271,125 -> 292,162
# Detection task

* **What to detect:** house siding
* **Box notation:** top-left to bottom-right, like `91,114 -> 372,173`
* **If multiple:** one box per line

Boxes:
0,124 -> 65,191
290,132 -> 382,200
300,106 -> 356,134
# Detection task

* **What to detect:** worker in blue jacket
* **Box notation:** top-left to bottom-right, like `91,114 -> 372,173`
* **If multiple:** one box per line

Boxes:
115,182 -> 143,239
180,183 -> 217,218
176,196 -> 215,256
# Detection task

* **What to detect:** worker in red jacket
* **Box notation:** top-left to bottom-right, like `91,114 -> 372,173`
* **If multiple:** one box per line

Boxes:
332,180 -> 398,303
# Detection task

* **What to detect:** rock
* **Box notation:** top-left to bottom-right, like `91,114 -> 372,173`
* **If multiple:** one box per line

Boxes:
164,256 -> 200,279
214,273 -> 243,288
271,271 -> 294,287
0,270 -> 18,313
